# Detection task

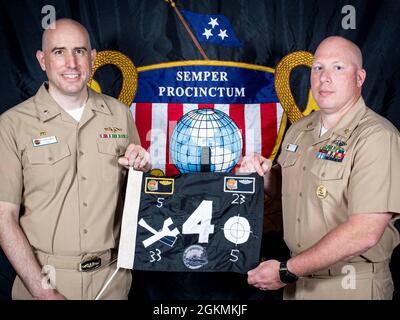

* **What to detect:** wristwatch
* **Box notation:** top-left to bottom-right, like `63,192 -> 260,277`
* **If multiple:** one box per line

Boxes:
279,261 -> 299,284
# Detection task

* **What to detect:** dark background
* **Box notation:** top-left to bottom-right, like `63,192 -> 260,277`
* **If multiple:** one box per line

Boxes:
0,0 -> 399,300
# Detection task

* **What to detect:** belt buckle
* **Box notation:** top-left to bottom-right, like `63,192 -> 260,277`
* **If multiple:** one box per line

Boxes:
79,256 -> 102,272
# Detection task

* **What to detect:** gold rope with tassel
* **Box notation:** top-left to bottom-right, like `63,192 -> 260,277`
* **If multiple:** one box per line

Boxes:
88,50 -> 138,106
274,51 -> 318,123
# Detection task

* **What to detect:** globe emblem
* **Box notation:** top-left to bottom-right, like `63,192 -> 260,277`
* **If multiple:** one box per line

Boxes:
170,109 -> 243,173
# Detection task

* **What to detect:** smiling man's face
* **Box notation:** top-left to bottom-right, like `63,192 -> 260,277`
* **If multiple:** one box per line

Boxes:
36,20 -> 96,99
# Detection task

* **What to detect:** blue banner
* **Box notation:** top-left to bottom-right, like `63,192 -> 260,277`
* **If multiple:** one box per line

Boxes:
134,63 -> 278,104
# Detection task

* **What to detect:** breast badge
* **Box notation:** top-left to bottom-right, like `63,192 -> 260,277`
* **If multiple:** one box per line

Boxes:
316,185 -> 328,199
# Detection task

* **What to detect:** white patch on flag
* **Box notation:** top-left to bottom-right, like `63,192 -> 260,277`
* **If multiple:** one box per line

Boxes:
276,103 -> 284,133
150,103 -> 168,173
245,104 -> 261,155
130,103 -> 136,120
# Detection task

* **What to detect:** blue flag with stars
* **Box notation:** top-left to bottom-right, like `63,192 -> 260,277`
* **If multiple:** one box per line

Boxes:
181,9 -> 242,48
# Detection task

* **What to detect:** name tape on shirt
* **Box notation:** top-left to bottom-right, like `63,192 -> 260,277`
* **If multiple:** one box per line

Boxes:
285,143 -> 298,153
32,136 -> 58,147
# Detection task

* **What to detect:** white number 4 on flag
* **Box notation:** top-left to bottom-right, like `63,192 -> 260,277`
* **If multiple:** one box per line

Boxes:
182,200 -> 215,243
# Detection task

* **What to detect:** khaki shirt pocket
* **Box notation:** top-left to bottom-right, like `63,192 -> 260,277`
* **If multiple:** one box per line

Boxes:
281,154 -> 298,168
310,160 -> 347,224
97,140 -> 125,182
310,160 -> 345,181
25,143 -> 71,193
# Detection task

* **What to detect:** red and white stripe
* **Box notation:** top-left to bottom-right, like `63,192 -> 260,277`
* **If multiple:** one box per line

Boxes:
130,102 -> 283,176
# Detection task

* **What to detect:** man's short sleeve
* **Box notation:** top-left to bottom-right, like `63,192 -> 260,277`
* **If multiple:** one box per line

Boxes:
0,116 -> 23,204
348,130 -> 400,215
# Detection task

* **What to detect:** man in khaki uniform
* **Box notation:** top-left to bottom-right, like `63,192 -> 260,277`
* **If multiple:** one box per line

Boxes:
240,36 -> 400,299
0,19 -> 151,300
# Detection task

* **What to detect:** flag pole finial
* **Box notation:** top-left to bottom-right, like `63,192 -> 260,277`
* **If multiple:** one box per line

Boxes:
165,0 -> 176,8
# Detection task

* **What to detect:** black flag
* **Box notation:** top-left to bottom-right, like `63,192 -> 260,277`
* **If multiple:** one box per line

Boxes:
133,172 -> 264,273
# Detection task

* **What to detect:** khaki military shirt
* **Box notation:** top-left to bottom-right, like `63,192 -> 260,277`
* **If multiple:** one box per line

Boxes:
0,84 -> 140,255
278,97 -> 400,262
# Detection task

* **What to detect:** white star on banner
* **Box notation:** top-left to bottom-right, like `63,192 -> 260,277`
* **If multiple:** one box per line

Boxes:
218,29 -> 228,40
202,28 -> 213,39
208,17 -> 219,29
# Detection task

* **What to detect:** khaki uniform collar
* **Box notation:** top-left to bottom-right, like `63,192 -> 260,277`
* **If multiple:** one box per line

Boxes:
298,97 -> 367,145
331,96 -> 367,140
34,83 -> 112,122
294,111 -> 321,144
34,84 -> 62,122
300,112 -> 319,132
86,87 -> 112,115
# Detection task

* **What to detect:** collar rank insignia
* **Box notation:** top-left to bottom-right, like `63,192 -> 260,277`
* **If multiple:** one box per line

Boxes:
316,144 -> 346,162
